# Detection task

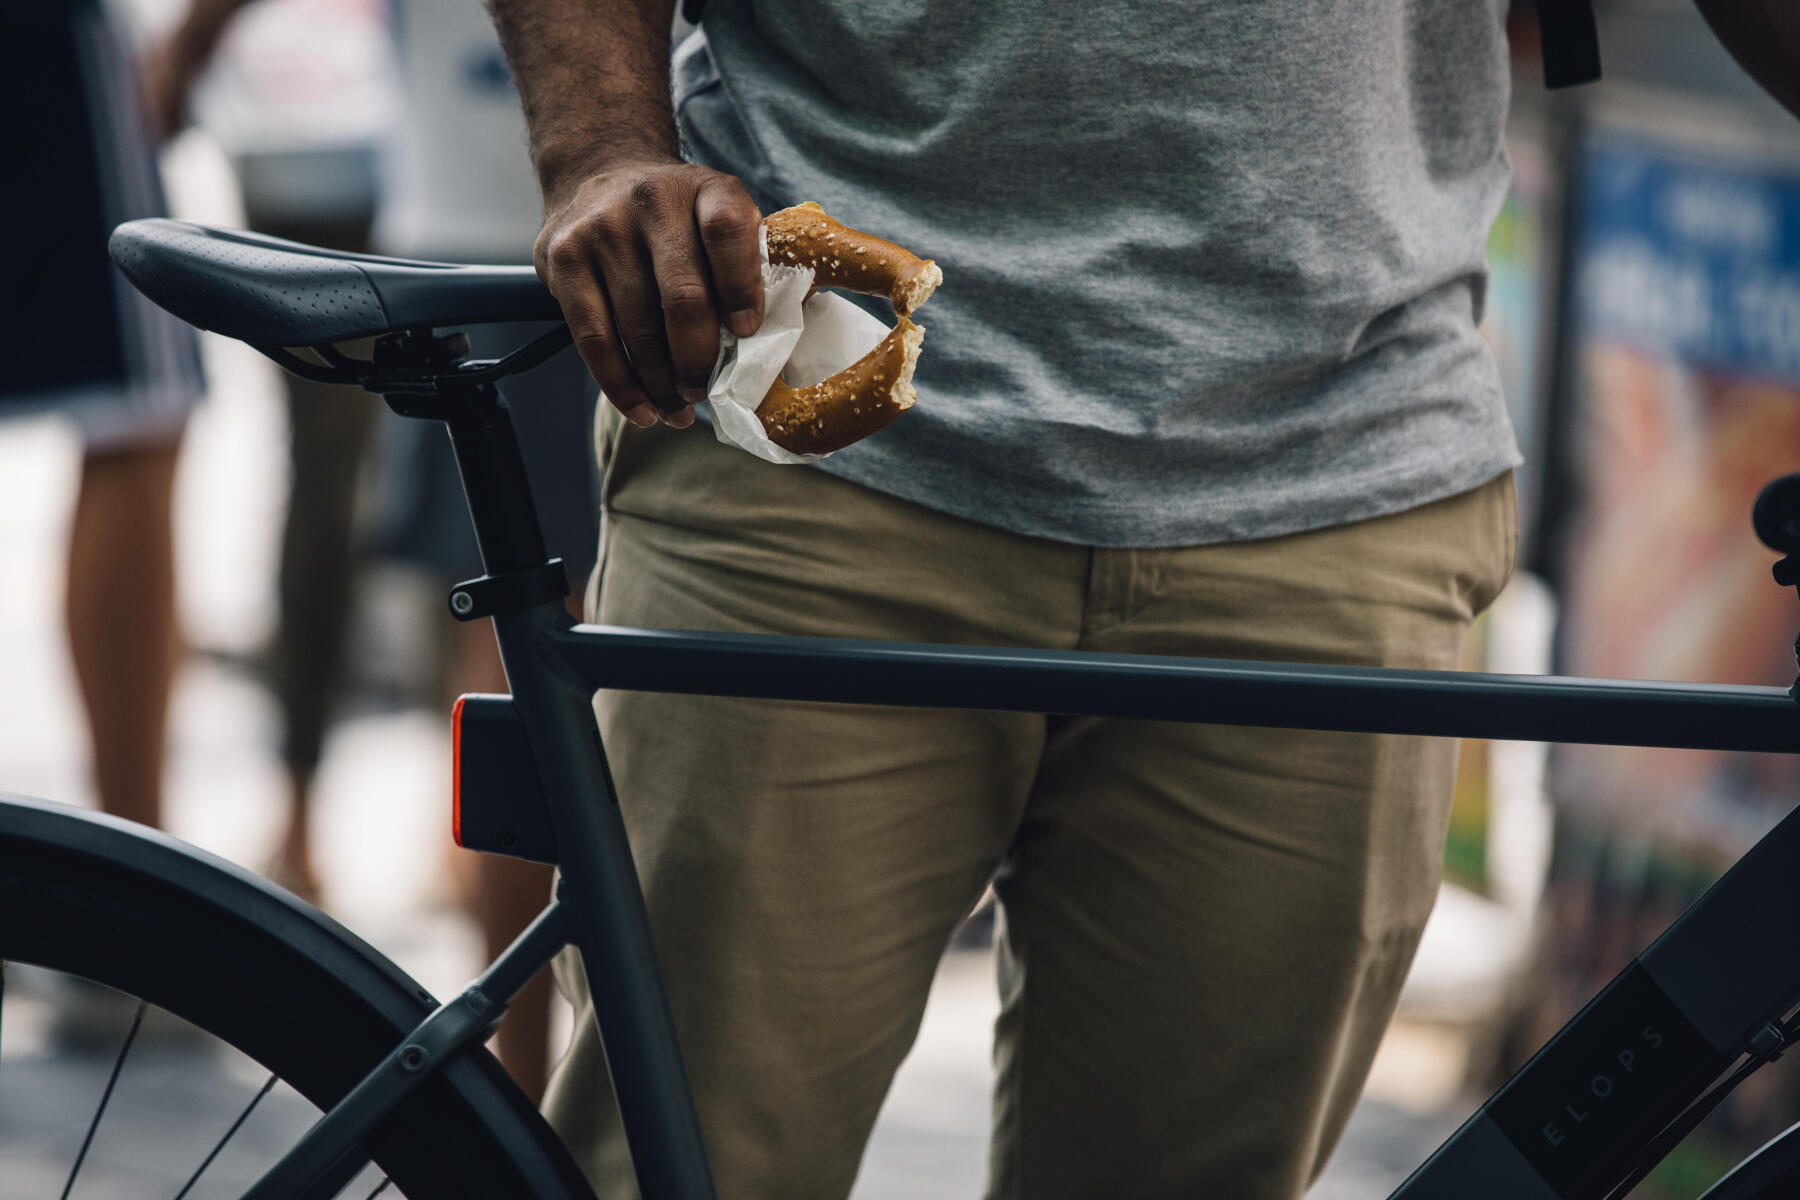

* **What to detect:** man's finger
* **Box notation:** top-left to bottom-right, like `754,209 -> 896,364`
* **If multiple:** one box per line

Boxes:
694,177 -> 764,338
644,219 -> 723,407
544,247 -> 658,427
602,235 -> 683,416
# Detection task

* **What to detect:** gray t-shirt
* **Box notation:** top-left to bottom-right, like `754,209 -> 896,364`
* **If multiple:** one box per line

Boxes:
675,0 -> 1523,548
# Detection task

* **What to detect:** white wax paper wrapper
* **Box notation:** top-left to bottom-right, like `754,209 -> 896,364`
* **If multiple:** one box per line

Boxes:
706,262 -> 892,464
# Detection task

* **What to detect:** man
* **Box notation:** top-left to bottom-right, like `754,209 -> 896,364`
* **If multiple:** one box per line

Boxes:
488,1 -> 1800,1197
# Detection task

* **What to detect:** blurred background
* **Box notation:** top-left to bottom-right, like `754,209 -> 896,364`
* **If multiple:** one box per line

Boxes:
6,0 -> 1800,1196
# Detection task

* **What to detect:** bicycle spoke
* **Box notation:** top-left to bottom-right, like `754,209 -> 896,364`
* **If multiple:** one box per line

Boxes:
61,997 -> 146,1200
172,1072 -> 280,1200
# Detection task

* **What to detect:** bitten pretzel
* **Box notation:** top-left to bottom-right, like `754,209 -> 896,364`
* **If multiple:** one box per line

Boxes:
750,203 -> 941,456
758,317 -> 924,457
764,201 -> 943,316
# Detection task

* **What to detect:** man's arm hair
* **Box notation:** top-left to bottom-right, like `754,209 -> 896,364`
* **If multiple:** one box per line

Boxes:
486,0 -> 681,202
1694,0 -> 1800,121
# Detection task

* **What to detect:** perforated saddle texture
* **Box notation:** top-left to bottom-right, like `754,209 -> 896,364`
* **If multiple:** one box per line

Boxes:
108,220 -> 561,348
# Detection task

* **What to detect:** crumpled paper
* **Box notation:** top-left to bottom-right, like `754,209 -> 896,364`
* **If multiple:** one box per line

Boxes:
704,252 -> 892,464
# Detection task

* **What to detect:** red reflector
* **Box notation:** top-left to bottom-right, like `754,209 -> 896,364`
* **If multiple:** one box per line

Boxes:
451,695 -> 466,847
451,693 -> 557,863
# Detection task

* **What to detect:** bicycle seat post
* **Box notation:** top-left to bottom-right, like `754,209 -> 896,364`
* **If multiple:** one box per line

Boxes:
373,332 -> 720,1196
374,329 -> 554,580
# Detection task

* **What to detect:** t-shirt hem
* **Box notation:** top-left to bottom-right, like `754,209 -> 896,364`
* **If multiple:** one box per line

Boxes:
806,443 -> 1525,549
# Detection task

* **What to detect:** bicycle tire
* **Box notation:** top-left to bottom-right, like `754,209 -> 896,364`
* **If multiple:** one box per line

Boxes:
0,792 -> 594,1198
1696,1119 -> 1800,1198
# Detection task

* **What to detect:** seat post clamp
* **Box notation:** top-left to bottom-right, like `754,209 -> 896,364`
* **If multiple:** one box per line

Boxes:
447,560 -> 569,621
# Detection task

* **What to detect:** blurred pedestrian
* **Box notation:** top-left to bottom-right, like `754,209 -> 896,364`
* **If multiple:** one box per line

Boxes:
143,0 -> 579,1103
143,0 -> 395,903
2,3 -> 203,836
369,0 -> 601,1103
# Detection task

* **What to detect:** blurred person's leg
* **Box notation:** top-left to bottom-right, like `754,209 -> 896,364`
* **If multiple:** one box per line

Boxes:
248,215 -> 377,903
269,371 -> 375,900
66,434 -> 184,831
20,1 -> 203,834
476,853 -> 559,1101
443,612 -> 556,1103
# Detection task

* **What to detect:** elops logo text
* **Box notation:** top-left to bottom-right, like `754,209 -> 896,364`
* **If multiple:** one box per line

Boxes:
1541,1025 -> 1665,1148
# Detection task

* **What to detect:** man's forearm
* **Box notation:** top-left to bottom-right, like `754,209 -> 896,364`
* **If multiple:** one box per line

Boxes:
1696,0 -> 1800,122
171,0 -> 253,60
487,0 -> 681,202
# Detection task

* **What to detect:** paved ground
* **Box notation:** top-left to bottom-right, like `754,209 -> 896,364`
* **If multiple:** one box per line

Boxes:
0,134 -> 1472,1197
1,949 -> 1466,1199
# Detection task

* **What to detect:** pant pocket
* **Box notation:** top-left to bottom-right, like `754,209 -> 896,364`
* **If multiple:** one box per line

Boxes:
1476,469 -> 1520,616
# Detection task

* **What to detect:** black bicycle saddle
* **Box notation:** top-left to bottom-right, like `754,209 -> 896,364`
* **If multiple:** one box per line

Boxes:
108,219 -> 562,348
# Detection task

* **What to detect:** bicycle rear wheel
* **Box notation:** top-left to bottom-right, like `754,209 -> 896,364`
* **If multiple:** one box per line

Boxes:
1697,1120 -> 1800,1198
0,793 -> 593,1198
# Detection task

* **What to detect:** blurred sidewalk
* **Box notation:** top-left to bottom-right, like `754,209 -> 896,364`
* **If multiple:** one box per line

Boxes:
0,134 -> 1473,1198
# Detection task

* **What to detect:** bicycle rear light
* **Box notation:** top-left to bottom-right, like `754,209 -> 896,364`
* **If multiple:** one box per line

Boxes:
451,694 -> 559,865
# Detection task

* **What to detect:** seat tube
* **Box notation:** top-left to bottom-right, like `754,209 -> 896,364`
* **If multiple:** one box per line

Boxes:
435,381 -> 720,1199
440,381 -> 551,575
498,634 -> 721,1200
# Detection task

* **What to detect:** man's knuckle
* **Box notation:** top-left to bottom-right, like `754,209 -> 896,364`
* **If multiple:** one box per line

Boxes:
545,235 -> 587,274
660,280 -> 713,321
572,326 -> 617,356
626,175 -> 672,216
698,203 -> 758,243
622,328 -> 665,359
589,210 -> 634,251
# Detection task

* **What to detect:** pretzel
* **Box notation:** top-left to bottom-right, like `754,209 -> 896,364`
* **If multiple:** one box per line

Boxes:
752,203 -> 941,456
757,317 -> 923,456
763,201 -> 943,316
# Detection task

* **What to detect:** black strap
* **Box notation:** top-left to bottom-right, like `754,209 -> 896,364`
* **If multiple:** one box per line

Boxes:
1537,0 -> 1602,89
681,0 -> 707,25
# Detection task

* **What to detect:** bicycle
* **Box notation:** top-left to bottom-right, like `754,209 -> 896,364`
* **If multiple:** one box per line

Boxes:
5,216 -> 1800,1197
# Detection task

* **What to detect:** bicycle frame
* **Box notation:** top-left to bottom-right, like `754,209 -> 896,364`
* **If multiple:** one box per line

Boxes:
243,351 -> 1800,1200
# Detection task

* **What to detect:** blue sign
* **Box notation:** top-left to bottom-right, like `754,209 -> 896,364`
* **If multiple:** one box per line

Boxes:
1579,131 -> 1800,381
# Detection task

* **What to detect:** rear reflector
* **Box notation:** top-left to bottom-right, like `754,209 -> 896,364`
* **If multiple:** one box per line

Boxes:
450,693 -> 558,864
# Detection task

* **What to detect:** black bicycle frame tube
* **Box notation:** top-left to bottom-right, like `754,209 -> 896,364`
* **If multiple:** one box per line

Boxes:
349,366 -> 1800,1200
442,383 -> 720,1200
240,904 -> 571,1200
1390,798 -> 1800,1199
542,623 -> 1800,754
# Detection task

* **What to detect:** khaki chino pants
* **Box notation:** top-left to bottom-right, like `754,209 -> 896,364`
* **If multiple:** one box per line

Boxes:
544,412 -> 1517,1200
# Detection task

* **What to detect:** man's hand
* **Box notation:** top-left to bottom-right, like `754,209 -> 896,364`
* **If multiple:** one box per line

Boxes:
536,158 -> 764,430
490,0 -> 761,428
